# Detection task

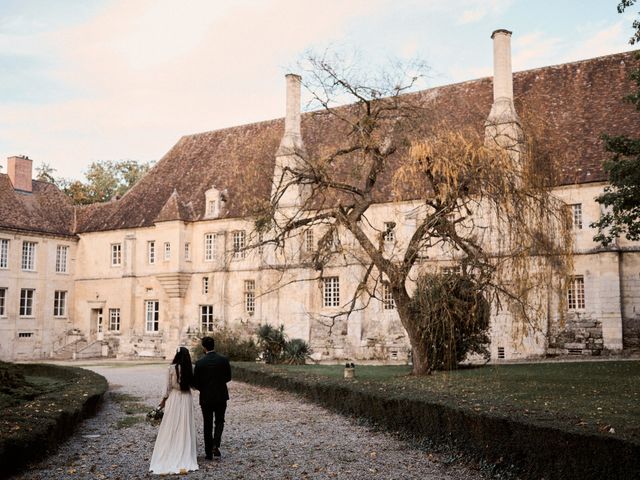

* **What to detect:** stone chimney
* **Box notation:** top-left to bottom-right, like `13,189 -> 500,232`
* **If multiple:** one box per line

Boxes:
485,29 -> 522,149
276,73 -> 305,156
7,155 -> 33,193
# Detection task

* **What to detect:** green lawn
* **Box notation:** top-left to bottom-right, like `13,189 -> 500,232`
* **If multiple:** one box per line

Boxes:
237,361 -> 640,441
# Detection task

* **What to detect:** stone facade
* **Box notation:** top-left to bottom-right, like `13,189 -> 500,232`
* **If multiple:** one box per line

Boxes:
1,31 -> 639,362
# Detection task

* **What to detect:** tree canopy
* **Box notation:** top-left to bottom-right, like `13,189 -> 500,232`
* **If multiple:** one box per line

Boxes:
36,159 -> 153,205
256,51 -> 572,375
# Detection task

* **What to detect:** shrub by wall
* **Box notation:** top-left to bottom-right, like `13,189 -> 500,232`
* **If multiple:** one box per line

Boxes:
0,363 -> 108,478
232,363 -> 640,480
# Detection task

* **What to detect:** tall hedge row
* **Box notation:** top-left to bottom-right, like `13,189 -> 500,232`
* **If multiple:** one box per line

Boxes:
232,364 -> 640,480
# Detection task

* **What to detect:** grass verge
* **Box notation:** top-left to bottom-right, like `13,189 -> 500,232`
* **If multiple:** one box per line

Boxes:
232,361 -> 640,480
0,361 -> 108,477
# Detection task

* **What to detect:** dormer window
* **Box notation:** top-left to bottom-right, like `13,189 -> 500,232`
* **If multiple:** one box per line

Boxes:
205,187 -> 224,219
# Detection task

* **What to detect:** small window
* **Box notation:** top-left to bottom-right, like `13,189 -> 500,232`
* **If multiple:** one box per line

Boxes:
257,232 -> 264,255
184,242 -> 191,261
111,243 -> 122,266
53,290 -> 67,317
322,277 -> 340,307
233,231 -> 246,259
18,332 -> 33,338
0,287 -> 6,316
21,241 -> 36,271
570,204 -> 583,230
201,305 -> 214,332
55,245 -> 68,273
148,241 -> 156,264
382,283 -> 395,310
244,280 -> 255,314
568,275 -> 585,310
208,200 -> 217,216
145,300 -> 159,332
202,276 -> 209,294
204,233 -> 216,261
164,242 -> 171,260
497,347 -> 505,359
383,222 -> 395,242
304,229 -> 314,252
109,308 -> 121,331
442,265 -> 461,275
20,288 -> 35,317
0,239 -> 8,269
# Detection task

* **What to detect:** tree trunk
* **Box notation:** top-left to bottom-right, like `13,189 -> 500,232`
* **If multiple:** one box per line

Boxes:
395,295 -> 431,375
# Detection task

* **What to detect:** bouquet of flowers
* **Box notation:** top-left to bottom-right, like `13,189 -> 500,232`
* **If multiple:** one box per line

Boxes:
146,406 -> 164,424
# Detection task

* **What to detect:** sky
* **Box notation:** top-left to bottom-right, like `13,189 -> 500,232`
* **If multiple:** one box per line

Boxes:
0,0 -> 637,180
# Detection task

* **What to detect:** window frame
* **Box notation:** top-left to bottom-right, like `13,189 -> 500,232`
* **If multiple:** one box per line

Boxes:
233,231 -> 246,259
322,276 -> 340,308
568,275 -> 586,310
0,287 -> 6,316
148,241 -> 156,264
53,290 -> 67,317
244,279 -> 255,315
164,242 -> 171,261
0,239 -> 9,269
109,308 -> 121,332
200,304 -> 215,332
570,203 -> 583,230
383,222 -> 396,243
184,242 -> 191,261
382,283 -> 395,310
55,245 -> 68,273
145,300 -> 160,332
202,276 -> 209,294
21,241 -> 36,271
304,229 -> 314,252
111,243 -> 122,266
204,233 -> 216,261
19,288 -> 35,317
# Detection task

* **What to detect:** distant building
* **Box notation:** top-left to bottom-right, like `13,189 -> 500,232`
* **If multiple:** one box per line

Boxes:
1,31 -> 639,361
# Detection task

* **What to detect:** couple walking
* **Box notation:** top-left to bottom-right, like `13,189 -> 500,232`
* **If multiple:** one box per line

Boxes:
149,336 -> 231,475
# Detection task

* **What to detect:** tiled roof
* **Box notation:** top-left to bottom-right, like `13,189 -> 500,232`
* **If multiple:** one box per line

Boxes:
0,174 -> 76,237
3,51 -> 639,235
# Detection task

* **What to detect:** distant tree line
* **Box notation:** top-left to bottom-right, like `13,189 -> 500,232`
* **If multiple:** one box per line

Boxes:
35,159 -> 153,205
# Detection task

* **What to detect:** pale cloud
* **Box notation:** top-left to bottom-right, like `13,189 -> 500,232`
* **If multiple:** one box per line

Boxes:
0,0 -> 389,177
568,21 -> 634,60
512,31 -> 563,71
458,0 -> 512,25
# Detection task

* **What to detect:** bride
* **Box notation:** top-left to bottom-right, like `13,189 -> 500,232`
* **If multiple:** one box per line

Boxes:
149,347 -> 199,474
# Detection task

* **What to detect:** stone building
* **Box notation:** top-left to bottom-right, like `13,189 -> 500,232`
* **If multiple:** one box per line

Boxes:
1,31 -> 639,362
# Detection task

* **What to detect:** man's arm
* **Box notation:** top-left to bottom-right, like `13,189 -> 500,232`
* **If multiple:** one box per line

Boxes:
223,359 -> 231,384
192,361 -> 201,390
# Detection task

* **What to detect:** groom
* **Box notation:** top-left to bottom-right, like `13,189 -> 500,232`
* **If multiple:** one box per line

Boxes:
193,336 -> 232,460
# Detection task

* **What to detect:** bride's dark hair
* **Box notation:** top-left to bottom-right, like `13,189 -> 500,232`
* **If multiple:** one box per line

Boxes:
171,347 -> 194,391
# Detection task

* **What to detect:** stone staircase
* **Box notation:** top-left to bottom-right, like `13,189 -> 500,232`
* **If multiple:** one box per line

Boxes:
52,338 -> 110,360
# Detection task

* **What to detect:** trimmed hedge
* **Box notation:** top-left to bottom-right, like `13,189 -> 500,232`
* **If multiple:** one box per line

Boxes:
0,363 -> 108,478
232,363 -> 640,480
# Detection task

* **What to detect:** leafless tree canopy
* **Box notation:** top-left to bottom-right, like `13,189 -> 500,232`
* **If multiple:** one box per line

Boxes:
252,51 -> 572,375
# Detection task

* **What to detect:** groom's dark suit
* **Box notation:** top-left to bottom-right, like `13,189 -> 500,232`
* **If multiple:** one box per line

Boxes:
193,351 -> 231,457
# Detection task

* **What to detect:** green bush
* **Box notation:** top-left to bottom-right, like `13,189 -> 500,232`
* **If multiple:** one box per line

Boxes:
409,273 -> 490,371
191,325 -> 259,362
256,324 -> 287,364
283,338 -> 311,365
256,324 -> 311,364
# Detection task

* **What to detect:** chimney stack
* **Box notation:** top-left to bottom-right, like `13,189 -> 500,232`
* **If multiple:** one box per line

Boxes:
491,29 -> 514,104
277,73 -> 305,156
7,155 -> 33,193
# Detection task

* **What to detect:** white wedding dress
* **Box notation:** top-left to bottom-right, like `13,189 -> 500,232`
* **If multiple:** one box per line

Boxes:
149,365 -> 199,474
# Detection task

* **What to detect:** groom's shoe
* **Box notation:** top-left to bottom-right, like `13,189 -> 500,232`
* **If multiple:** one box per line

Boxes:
205,452 -> 213,461
212,447 -> 221,458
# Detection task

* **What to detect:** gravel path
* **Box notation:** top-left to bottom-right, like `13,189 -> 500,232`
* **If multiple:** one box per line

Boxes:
12,363 -> 482,480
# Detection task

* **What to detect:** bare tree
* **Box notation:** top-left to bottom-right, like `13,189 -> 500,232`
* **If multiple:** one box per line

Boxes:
255,51 -> 572,375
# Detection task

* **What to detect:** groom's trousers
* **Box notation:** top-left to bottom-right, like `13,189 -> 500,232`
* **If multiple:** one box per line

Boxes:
201,401 -> 227,453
